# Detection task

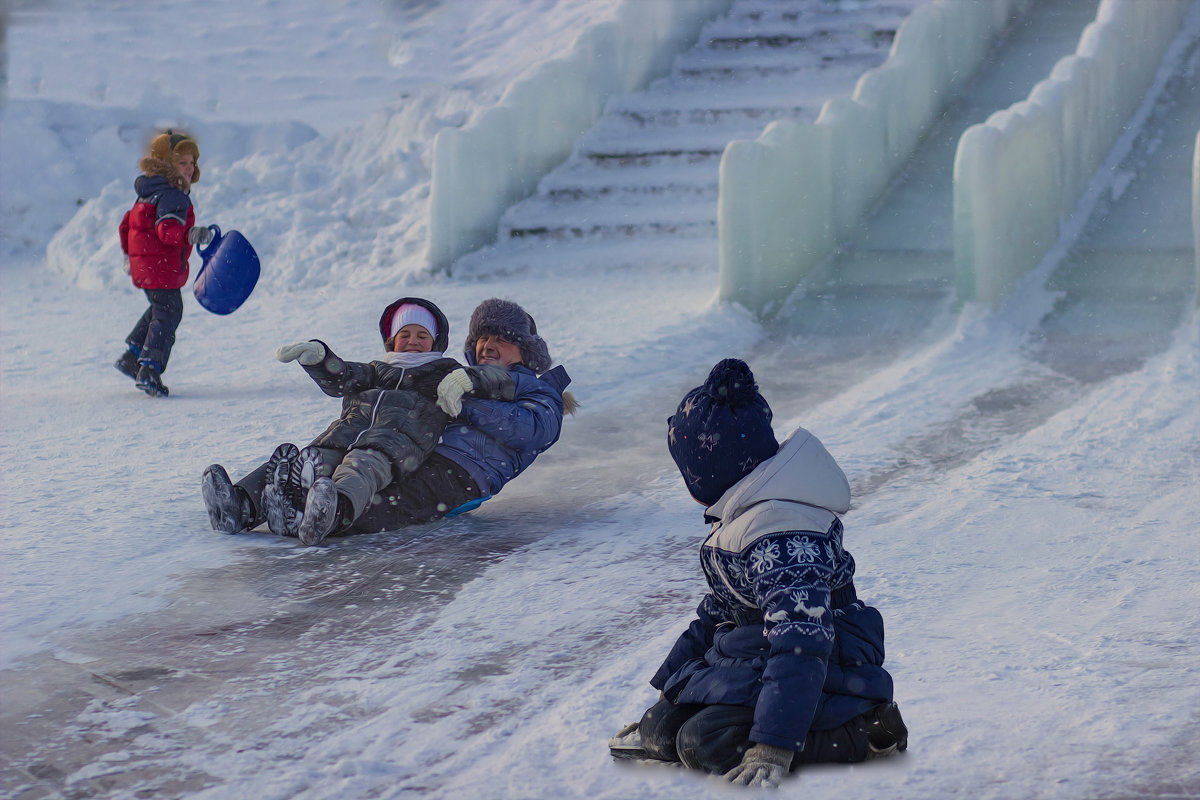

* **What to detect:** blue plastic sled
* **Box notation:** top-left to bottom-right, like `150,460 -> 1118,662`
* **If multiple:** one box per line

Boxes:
193,225 -> 260,315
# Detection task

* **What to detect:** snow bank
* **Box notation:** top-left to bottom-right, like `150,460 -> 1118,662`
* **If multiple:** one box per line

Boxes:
1195,129 -> 1200,306
954,0 -> 1194,305
717,0 -> 1032,313
426,0 -> 733,270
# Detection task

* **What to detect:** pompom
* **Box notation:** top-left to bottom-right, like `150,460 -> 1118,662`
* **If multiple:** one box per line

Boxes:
704,358 -> 758,407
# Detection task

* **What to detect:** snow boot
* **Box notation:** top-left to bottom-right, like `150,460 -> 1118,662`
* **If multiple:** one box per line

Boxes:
114,349 -> 140,380
862,702 -> 908,759
298,445 -> 325,492
135,360 -> 169,397
202,464 -> 253,533
297,477 -> 343,546
268,443 -> 304,506
263,443 -> 302,537
262,484 -> 300,537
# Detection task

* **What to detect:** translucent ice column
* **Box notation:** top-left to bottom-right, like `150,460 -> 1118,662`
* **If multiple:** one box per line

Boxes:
954,0 -> 1193,305
717,0 -> 1031,314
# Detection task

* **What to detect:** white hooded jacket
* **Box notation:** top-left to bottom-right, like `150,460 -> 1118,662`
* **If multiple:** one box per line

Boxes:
704,426 -> 851,566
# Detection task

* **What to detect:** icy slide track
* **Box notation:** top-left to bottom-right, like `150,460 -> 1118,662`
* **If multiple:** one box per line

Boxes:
720,0 -> 1195,311
5,4 -> 1200,800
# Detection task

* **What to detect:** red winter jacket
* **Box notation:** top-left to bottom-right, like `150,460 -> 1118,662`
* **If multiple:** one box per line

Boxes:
119,174 -> 195,290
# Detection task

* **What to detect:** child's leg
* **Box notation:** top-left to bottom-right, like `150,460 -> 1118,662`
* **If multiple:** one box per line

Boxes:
350,453 -> 481,532
332,447 -> 394,525
637,697 -> 707,762
674,704 -> 755,774
124,304 -> 153,355
796,702 -> 907,766
138,288 -> 183,371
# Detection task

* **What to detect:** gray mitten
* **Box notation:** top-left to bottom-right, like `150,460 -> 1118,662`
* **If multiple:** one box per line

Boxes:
187,225 -> 214,246
724,743 -> 794,788
275,340 -> 326,366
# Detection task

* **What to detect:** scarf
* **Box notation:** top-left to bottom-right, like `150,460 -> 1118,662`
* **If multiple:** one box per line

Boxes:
381,350 -> 445,368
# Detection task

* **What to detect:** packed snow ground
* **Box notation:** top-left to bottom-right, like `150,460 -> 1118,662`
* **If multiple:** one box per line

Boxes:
2,1 -> 1199,798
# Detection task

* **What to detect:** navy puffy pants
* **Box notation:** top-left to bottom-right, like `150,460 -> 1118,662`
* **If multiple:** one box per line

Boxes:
639,698 -> 877,775
125,288 -> 183,370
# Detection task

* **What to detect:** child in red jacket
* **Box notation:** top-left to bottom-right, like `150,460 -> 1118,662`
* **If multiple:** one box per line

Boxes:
116,129 -> 212,397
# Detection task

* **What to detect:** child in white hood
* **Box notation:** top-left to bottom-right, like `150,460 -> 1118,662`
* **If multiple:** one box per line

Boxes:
610,359 -> 906,788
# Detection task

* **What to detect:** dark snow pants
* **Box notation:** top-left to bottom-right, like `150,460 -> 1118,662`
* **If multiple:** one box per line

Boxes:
235,450 -> 480,534
125,288 -> 183,371
638,698 -> 886,775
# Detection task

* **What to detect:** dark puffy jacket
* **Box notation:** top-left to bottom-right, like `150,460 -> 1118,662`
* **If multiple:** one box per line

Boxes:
651,428 -> 894,752
435,364 -> 570,497
301,341 -> 461,477
119,174 -> 195,290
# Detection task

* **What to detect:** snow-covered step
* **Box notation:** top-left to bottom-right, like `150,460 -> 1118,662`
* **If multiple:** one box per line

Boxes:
608,104 -> 810,129
505,219 -> 717,242
707,1 -> 914,32
500,190 -> 717,241
538,160 -> 717,193
577,125 -> 777,159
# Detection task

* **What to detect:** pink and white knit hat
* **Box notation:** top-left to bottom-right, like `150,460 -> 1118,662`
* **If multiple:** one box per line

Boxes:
388,303 -> 438,340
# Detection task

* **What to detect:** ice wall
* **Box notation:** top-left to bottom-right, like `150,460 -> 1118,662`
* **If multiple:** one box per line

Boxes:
954,0 -> 1193,305
1195,129 -> 1200,307
426,0 -> 733,271
716,0 -> 1032,314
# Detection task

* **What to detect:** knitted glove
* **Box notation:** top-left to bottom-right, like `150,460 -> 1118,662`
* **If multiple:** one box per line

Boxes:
724,743 -> 794,788
275,340 -> 326,366
436,368 -> 476,416
187,225 -> 214,246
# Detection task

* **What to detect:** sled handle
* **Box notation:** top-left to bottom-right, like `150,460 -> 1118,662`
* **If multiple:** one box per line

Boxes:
198,224 -> 222,258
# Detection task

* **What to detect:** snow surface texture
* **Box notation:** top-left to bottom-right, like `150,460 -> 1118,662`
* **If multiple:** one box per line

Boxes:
3,0 -> 1200,798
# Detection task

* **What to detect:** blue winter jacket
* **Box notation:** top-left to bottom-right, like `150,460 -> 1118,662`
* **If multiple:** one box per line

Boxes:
651,427 -> 893,752
434,364 -> 570,497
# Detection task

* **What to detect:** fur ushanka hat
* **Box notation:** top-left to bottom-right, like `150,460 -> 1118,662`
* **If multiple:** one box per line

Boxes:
464,298 -> 552,373
667,358 -> 779,506
140,129 -> 201,189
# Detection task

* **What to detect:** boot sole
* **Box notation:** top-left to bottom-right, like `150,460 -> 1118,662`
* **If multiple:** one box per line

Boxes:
201,466 -> 242,533
298,478 -> 339,546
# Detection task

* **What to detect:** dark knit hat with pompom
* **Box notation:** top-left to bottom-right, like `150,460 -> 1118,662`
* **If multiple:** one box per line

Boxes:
667,359 -> 778,506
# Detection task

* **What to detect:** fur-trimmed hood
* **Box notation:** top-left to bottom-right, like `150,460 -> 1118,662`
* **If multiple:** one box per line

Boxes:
138,130 -> 200,192
138,156 -> 192,194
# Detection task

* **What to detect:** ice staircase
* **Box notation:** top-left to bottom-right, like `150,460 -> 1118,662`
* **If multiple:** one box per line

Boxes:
473,0 -> 922,264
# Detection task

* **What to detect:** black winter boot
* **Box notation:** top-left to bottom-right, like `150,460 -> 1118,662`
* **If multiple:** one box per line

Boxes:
862,703 -> 908,759
202,464 -> 253,533
115,349 -> 140,380
135,361 -> 169,397
263,443 -> 302,537
298,446 -> 325,492
297,477 -> 345,547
